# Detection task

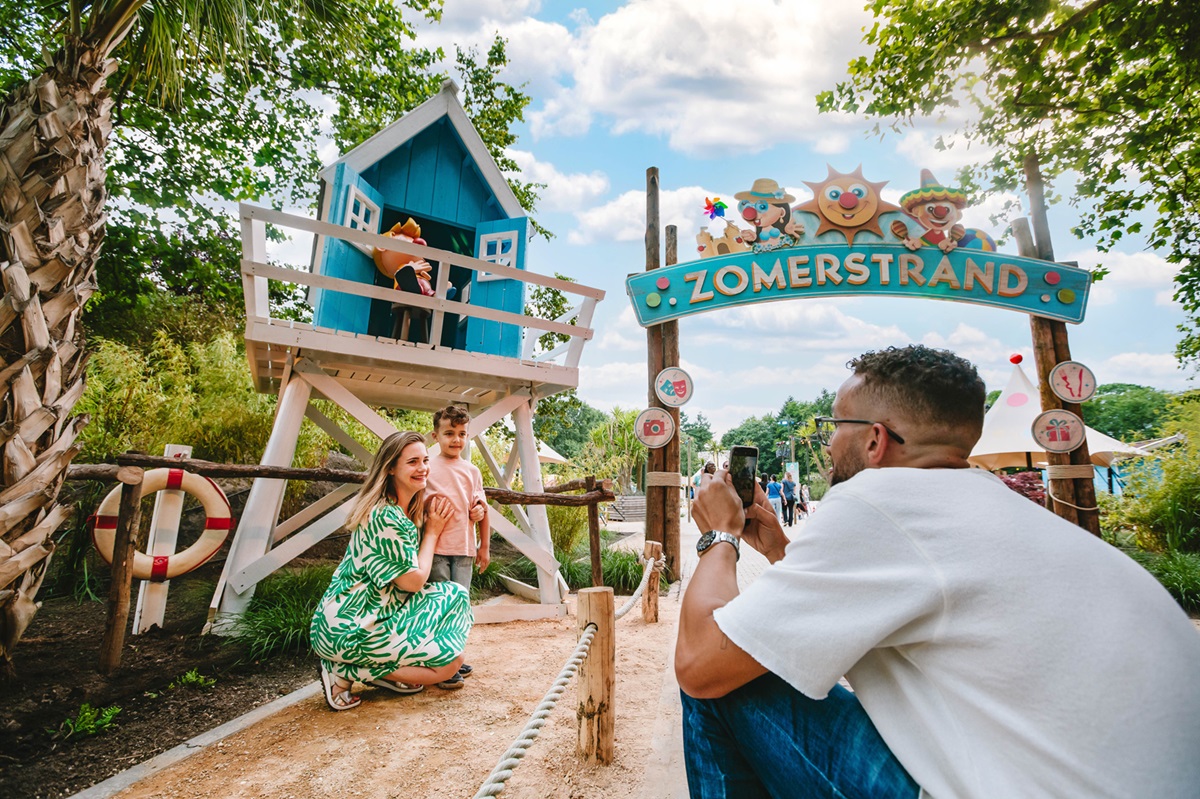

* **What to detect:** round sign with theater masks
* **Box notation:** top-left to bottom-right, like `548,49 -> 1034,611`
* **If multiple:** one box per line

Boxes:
1031,409 -> 1085,454
653,367 -> 693,407
634,408 -> 675,449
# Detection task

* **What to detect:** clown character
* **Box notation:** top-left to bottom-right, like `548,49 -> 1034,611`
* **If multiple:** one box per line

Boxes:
891,170 -> 997,253
735,178 -> 803,247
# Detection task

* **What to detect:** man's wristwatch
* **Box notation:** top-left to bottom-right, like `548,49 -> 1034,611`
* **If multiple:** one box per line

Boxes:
697,530 -> 740,560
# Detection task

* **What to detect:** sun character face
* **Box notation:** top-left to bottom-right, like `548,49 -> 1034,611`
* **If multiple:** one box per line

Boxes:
797,165 -> 902,246
817,182 -> 878,227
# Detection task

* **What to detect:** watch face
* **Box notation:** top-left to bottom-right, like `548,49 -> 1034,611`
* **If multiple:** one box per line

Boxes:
696,531 -> 716,553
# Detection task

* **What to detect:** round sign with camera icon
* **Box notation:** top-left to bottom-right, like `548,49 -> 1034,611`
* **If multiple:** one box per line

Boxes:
634,407 -> 675,449
653,367 -> 693,408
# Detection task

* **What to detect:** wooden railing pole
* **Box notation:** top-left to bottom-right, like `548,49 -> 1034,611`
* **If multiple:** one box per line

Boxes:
642,541 -> 662,623
586,476 -> 603,587
98,466 -> 145,675
577,587 -> 615,764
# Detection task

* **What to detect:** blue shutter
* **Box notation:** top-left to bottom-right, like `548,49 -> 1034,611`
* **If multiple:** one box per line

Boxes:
312,164 -> 384,334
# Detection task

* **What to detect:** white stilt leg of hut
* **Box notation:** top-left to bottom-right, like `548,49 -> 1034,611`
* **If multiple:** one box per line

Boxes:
512,400 -> 560,604
209,374 -> 313,629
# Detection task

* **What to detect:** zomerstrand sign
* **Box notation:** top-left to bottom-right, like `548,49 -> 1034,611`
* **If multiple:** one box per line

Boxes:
625,167 -> 1092,327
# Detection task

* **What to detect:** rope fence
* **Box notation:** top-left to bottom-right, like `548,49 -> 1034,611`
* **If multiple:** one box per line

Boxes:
473,542 -> 667,796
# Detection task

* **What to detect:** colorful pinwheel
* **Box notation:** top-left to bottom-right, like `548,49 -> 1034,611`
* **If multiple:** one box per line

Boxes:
703,197 -> 728,220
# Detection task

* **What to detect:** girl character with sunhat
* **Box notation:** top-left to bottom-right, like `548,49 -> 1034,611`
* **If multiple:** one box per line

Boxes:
735,177 -> 804,246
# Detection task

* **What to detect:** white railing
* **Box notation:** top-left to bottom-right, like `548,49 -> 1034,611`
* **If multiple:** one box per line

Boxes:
238,203 -> 603,369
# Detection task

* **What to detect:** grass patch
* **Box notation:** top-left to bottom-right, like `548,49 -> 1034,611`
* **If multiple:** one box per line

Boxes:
226,565 -> 334,661
1123,548 -> 1200,613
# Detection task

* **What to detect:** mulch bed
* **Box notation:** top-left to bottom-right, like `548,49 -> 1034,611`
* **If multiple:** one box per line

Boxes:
0,560 -> 316,799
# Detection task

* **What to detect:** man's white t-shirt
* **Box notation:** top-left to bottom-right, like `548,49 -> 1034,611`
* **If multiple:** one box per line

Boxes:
714,468 -> 1200,799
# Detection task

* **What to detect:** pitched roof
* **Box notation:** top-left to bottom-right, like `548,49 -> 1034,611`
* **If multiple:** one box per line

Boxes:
318,80 -> 523,218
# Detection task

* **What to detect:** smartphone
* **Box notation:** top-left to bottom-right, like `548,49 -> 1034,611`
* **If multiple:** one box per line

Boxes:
728,446 -> 758,508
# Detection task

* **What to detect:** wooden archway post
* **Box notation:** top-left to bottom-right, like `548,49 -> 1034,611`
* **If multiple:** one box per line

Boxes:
643,167 -> 681,580
1019,153 -> 1101,536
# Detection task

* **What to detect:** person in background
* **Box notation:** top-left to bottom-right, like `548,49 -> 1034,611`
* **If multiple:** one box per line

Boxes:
311,431 -> 471,711
425,405 -> 490,690
765,474 -> 783,520
780,472 -> 797,526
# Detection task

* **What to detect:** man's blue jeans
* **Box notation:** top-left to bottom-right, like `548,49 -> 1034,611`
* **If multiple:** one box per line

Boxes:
681,673 -> 920,799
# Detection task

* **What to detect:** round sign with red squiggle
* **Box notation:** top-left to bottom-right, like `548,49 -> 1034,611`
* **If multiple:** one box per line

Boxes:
1048,360 -> 1096,403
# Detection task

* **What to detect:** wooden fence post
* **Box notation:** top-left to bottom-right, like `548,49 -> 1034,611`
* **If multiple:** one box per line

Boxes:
98,466 -> 145,675
642,541 -> 662,623
577,587 -> 615,764
586,476 -> 603,587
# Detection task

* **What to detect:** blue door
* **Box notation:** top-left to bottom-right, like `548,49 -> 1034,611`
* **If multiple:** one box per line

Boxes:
463,217 -> 529,357
312,163 -> 384,334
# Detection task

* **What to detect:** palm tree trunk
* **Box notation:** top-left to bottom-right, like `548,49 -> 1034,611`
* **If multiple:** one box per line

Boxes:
0,39 -> 114,676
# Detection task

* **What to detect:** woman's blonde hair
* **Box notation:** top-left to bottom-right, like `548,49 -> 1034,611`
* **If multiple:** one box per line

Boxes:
346,431 -> 427,532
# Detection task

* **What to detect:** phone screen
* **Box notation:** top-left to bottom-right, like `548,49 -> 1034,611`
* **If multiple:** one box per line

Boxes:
729,446 -> 758,508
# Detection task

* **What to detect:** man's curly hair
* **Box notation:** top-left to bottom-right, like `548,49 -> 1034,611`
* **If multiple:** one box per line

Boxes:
848,346 -> 985,434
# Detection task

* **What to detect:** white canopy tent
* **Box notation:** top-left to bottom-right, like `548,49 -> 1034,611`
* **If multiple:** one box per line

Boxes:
969,361 -> 1150,470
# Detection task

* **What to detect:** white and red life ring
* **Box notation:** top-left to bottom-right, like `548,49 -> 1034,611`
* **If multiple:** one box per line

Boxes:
91,468 -> 232,582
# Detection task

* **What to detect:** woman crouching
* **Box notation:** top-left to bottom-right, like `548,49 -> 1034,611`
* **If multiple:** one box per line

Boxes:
310,430 -> 472,710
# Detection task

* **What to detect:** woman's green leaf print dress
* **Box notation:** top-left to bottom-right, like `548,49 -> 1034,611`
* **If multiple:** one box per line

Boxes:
309,504 -> 472,682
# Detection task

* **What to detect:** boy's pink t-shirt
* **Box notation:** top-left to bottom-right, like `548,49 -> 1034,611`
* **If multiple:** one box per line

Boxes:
425,453 -> 486,556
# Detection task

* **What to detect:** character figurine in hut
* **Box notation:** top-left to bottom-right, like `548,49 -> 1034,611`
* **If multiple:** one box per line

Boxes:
373,218 -> 454,343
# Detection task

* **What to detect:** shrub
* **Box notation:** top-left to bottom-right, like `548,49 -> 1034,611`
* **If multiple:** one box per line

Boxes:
1123,548 -> 1200,613
1114,448 -> 1200,553
169,668 -> 217,690
226,565 -> 334,660
547,503 -> 589,556
506,544 -> 668,595
999,471 -> 1046,504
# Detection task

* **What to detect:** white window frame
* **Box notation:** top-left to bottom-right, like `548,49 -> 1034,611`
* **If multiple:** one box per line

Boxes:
477,231 -> 517,282
344,185 -> 380,256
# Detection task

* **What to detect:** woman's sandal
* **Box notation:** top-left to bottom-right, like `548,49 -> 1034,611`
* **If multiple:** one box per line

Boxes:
319,663 -> 361,711
368,678 -> 425,695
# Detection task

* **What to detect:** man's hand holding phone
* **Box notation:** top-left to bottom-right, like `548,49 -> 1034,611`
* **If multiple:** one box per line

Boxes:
694,469 -> 790,565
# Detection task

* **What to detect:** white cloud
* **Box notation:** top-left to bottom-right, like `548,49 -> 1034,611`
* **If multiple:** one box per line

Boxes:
577,360 -> 648,411
594,306 -> 645,352
1097,352 -> 1191,390
1068,250 -> 1179,307
528,0 -> 876,153
507,149 -> 609,212
893,131 -> 996,176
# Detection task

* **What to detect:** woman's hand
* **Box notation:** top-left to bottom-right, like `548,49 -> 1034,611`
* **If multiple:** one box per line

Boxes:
425,496 -> 452,535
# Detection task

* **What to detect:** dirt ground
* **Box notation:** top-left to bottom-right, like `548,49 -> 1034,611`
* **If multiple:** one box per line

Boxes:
114,591 -> 682,799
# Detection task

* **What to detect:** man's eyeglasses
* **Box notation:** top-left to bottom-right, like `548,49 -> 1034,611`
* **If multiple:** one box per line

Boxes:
812,416 -> 906,446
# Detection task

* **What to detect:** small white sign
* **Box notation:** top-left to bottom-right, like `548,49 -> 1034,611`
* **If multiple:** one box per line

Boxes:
653,367 -> 694,407
1049,360 -> 1097,403
635,408 -> 675,449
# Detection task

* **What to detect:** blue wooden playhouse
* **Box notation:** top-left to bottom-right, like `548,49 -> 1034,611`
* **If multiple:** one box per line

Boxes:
215,82 -> 605,626
312,80 -> 530,357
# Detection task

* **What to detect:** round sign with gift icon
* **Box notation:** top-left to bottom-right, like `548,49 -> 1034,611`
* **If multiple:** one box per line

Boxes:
634,407 -> 675,449
1048,360 -> 1097,404
1031,409 -> 1085,453
653,367 -> 693,408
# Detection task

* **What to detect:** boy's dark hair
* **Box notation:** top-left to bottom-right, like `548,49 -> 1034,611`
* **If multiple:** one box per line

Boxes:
848,345 -> 985,434
433,405 -> 472,431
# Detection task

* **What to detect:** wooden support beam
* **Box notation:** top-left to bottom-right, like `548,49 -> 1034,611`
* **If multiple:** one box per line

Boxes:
644,168 -> 666,558
98,466 -> 144,675
662,225 -> 681,580
577,587 -> 615,764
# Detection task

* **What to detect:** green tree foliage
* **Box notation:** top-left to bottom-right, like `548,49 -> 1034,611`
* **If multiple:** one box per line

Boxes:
0,1 -> 537,348
819,0 -> 1200,366
576,407 -> 645,494
723,392 -> 834,478
680,411 -> 714,453
1081,383 -> 1171,442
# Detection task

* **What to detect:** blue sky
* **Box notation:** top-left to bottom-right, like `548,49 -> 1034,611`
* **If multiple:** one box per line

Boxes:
308,0 -> 1194,437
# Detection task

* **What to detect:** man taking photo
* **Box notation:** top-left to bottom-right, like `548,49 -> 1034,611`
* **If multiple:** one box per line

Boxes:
679,345 -> 1200,798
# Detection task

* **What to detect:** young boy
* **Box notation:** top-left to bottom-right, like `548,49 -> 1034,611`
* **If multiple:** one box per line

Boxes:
425,405 -> 490,689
